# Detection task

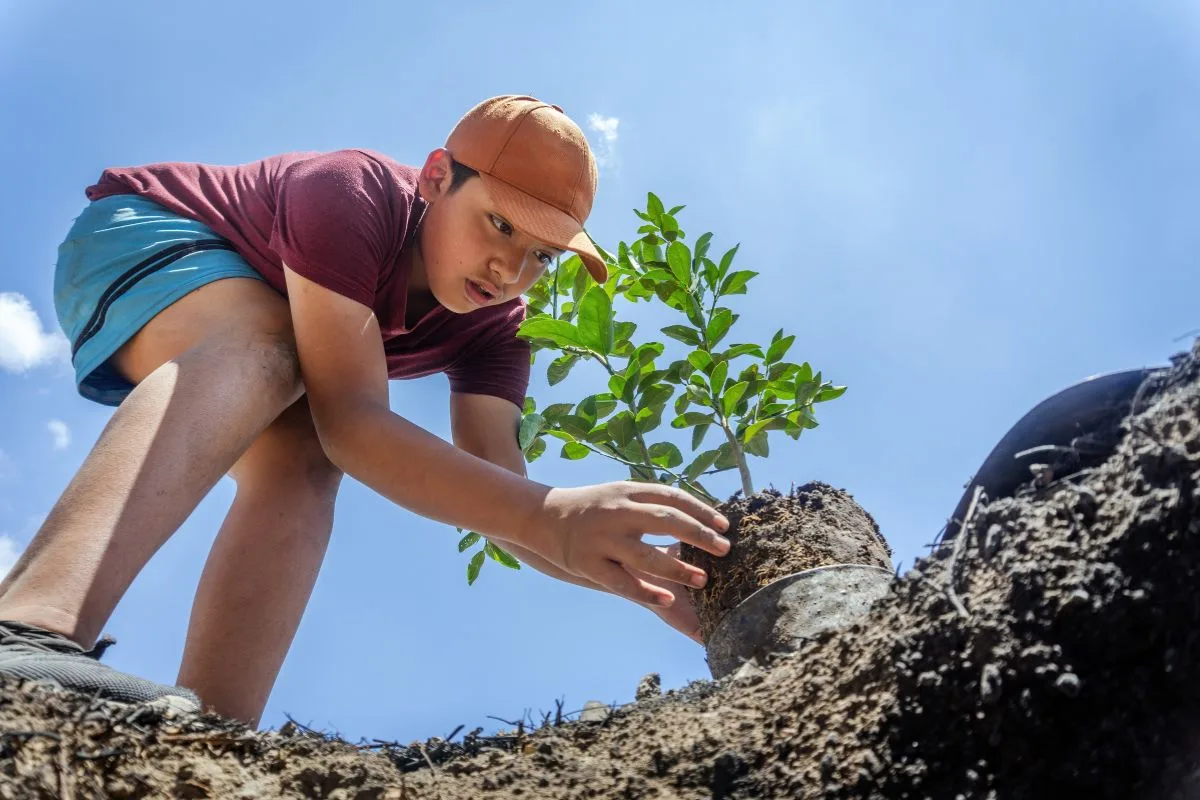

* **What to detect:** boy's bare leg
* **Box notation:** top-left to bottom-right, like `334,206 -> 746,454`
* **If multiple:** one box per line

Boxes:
0,279 -> 304,649
177,397 -> 343,724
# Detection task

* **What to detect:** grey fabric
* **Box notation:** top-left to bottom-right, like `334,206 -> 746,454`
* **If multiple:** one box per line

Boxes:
0,620 -> 200,710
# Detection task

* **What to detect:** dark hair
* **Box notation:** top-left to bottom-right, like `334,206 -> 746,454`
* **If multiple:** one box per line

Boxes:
449,159 -> 479,192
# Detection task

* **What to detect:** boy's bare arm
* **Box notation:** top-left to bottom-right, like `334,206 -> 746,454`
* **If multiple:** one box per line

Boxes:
450,392 -> 704,641
282,267 -> 730,609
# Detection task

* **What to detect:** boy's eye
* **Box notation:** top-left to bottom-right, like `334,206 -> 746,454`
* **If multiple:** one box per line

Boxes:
536,251 -> 553,267
490,214 -> 513,236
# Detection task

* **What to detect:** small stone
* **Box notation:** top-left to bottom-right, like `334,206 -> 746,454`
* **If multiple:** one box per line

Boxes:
1029,463 -> 1054,487
980,663 -> 1002,704
579,700 -> 611,723
731,659 -> 764,684
982,524 -> 1004,559
1055,672 -> 1082,697
1063,588 -> 1090,609
635,672 -> 662,701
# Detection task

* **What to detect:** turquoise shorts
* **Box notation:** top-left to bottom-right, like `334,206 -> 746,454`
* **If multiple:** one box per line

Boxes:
54,194 -> 265,406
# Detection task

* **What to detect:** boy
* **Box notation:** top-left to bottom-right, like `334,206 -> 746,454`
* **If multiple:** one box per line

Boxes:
0,95 -> 730,725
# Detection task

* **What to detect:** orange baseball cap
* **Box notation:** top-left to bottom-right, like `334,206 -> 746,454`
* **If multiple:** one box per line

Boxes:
445,95 -> 607,283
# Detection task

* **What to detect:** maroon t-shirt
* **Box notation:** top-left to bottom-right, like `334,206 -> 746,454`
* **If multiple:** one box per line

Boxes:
85,149 -> 530,408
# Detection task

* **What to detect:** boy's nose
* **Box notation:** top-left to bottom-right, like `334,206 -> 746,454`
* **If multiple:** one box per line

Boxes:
491,248 -> 530,286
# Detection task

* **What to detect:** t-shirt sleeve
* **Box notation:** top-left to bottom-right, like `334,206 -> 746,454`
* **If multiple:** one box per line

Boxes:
445,303 -> 532,409
269,151 -> 394,308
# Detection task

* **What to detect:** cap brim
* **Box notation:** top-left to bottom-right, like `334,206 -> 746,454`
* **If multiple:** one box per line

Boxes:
478,173 -> 608,283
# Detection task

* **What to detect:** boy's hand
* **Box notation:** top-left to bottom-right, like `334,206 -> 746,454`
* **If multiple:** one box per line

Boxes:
631,544 -> 704,643
529,483 -> 730,611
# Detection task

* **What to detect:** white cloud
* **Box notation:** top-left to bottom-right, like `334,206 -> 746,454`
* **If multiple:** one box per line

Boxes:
0,292 -> 70,373
47,420 -> 70,450
587,114 -> 621,170
0,535 -> 20,582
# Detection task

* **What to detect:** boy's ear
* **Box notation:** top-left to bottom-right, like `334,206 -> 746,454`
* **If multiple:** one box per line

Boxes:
418,148 -> 454,203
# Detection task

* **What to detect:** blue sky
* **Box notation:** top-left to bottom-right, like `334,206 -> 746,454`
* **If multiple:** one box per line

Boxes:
1,2 -> 1197,741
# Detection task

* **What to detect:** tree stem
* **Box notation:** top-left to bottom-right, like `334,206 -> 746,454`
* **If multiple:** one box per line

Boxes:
719,418 -> 755,498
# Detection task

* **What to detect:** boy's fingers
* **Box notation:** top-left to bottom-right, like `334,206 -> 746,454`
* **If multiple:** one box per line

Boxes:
630,484 -> 730,532
594,561 -> 674,608
623,543 -> 707,589
634,504 -> 730,557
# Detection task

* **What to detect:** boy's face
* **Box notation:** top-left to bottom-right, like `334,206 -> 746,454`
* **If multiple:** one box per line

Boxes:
416,149 -> 563,314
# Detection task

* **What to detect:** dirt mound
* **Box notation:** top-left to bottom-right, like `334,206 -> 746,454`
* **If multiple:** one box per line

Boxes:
683,483 -> 894,642
1,341 -> 1197,799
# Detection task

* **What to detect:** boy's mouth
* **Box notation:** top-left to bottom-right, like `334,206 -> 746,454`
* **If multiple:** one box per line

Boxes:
466,278 -> 499,305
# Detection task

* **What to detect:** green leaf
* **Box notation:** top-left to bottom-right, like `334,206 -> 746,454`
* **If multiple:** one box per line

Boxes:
577,286 -> 614,355
687,351 -> 713,373
796,361 -> 813,385
666,241 -> 692,284
668,204 -> 686,215
635,406 -> 660,433
467,550 -> 485,585
634,342 -> 665,366
715,442 -> 739,470
745,430 -> 770,458
639,268 -> 674,285
686,383 -> 712,407
796,379 -> 821,405
518,317 -> 588,350
523,397 -> 536,414
585,423 -> 610,444
524,436 -> 547,462
458,531 -> 482,552
719,270 -> 758,296
694,232 -> 713,265
659,213 -> 680,240
707,309 -> 735,347
692,423 -> 711,450
816,385 -> 848,402
718,244 -> 740,280
592,393 -> 618,419
745,416 -> 788,442
684,294 -> 706,329
614,320 -> 637,344
561,441 -> 590,460
608,411 -> 636,447
485,541 -> 521,570
547,354 -> 579,386
559,414 -> 592,437
672,411 -> 715,428
722,343 -> 766,361
576,397 -> 598,427
542,402 -> 574,421
710,361 -> 729,395
518,413 -> 544,451
769,361 -> 799,382
608,373 -> 627,398
649,442 -> 684,468
639,384 -> 673,412
766,334 -> 795,365
647,192 -> 665,221
662,325 -> 702,346
723,381 -> 749,416
684,449 -> 721,480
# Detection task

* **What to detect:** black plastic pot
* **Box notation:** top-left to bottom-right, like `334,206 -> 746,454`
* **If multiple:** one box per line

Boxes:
706,366 -> 1164,680
941,367 -> 1160,541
